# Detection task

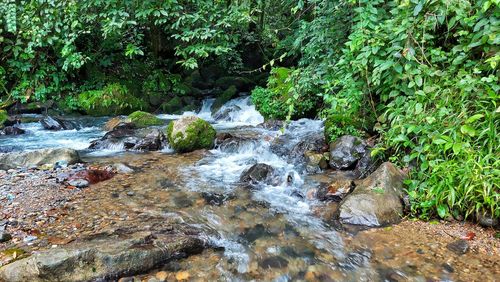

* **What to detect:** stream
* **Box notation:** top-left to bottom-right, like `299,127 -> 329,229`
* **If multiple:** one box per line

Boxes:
0,97 -> 498,281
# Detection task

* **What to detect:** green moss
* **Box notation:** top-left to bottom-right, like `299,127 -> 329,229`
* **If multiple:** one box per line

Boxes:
166,117 -> 216,153
77,83 -> 147,116
128,111 -> 163,128
161,96 -> 183,114
0,110 -> 8,128
212,86 -> 238,113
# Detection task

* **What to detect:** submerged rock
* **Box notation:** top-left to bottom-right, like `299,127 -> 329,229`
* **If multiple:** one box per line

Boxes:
0,230 -> 205,282
239,163 -> 276,186
40,116 -> 79,130
213,105 -> 241,121
338,162 -> 406,227
0,148 -> 80,170
257,120 -> 284,131
259,256 -> 289,269
166,116 -> 216,153
329,135 -> 373,177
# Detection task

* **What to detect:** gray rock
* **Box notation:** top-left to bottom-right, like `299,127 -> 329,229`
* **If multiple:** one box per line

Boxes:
40,116 -> 79,130
0,232 -> 12,243
447,239 -> 469,255
1,126 -> 25,135
476,213 -> 499,228
338,162 -> 406,227
0,231 -> 204,282
113,163 -> 134,174
133,129 -> 165,151
239,163 -> 276,186
213,105 -> 241,121
0,148 -> 80,170
68,178 -> 89,188
329,135 -> 372,177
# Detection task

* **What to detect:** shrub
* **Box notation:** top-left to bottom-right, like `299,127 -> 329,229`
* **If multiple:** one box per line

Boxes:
76,83 -> 147,116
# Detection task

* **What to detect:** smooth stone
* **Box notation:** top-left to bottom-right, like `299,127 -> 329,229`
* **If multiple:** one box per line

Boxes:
447,239 -> 469,255
68,179 -> 89,188
259,256 -> 289,269
0,232 -> 12,243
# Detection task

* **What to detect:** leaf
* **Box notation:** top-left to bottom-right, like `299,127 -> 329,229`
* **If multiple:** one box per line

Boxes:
415,75 -> 423,87
437,205 -> 448,218
415,103 -> 423,114
460,124 -> 477,137
461,232 -> 476,241
413,2 -> 424,16
465,114 -> 484,124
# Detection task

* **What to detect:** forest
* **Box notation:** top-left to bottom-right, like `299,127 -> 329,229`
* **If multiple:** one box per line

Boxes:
0,0 -> 498,280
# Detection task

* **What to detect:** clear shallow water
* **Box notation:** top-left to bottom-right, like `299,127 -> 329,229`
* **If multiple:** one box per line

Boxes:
2,98 -> 493,281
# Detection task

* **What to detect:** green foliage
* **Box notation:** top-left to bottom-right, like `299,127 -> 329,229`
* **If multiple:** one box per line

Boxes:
161,97 -> 183,114
76,83 -> 146,116
0,110 -> 8,128
166,118 -> 216,153
285,0 -> 499,220
324,115 -> 362,144
128,111 -> 163,128
252,67 -> 319,120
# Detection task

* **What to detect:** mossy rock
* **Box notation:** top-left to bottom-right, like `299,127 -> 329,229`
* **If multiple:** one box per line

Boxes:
215,76 -> 253,92
166,116 -> 216,153
161,97 -> 183,114
128,111 -> 163,128
212,86 -> 238,113
0,110 -> 8,129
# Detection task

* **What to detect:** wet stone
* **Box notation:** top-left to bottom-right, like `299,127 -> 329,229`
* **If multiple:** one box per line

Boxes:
174,197 -> 193,208
68,178 -> 89,188
201,192 -> 234,206
240,224 -> 274,243
259,256 -> 289,269
0,231 -> 12,243
442,262 -> 454,273
126,191 -> 135,197
447,239 -> 469,255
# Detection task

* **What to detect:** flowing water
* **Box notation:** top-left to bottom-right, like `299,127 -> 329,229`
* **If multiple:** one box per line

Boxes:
1,98 -> 498,281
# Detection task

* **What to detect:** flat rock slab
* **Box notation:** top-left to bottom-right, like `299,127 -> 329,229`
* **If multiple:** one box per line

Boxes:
0,148 -> 80,170
0,230 -> 205,282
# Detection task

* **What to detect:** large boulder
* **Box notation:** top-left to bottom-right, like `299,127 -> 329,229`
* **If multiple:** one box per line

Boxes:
0,230 -> 204,282
329,135 -> 372,177
128,111 -> 163,128
40,116 -> 79,131
0,148 -> 80,170
338,162 -> 407,227
166,116 -> 216,153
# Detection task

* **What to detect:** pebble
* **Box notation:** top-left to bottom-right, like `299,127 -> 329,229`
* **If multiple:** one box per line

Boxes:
126,191 -> 135,196
175,271 -> 190,281
68,178 -> 90,188
23,235 -> 38,243
155,271 -> 169,281
259,256 -> 289,269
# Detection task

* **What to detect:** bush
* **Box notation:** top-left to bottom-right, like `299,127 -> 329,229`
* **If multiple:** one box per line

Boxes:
76,83 -> 147,116
251,67 -> 319,120
0,110 -> 8,128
